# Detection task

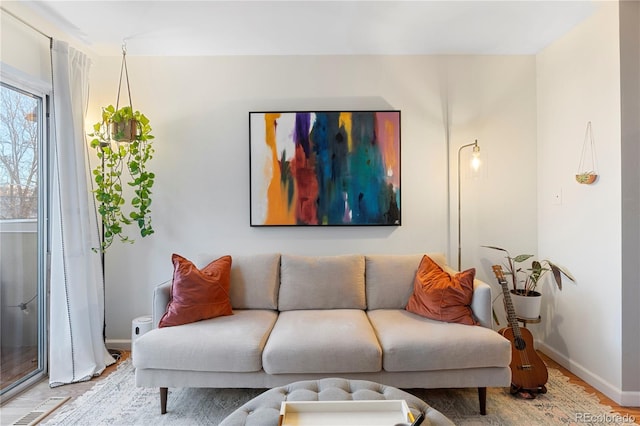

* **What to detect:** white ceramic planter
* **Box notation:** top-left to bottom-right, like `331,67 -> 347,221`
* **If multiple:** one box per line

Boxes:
510,290 -> 542,320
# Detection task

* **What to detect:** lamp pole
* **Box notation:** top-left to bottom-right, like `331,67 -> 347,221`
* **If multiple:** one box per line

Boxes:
457,140 -> 480,271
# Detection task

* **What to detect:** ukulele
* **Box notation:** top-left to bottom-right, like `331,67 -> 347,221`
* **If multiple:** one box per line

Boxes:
492,265 -> 548,396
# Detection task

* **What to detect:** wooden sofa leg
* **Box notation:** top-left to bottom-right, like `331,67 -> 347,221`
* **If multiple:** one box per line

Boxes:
478,387 -> 487,415
160,387 -> 168,414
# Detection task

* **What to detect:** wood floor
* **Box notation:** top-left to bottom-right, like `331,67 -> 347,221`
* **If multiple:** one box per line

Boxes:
0,351 -> 638,425
539,353 -> 640,421
0,352 -> 128,426
1,347 -> 39,390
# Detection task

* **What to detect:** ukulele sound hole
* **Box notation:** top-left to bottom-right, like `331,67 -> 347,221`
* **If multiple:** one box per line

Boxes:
514,337 -> 526,350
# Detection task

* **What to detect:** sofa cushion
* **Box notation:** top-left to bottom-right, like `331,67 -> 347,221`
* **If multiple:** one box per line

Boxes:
134,310 -> 278,373
279,254 -> 365,310
196,253 -> 280,310
406,255 -> 478,325
365,253 -> 447,310
262,310 -> 382,374
367,309 -> 511,372
158,254 -> 233,328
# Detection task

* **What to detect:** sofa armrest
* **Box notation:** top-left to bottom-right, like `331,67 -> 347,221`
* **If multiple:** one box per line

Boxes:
152,280 -> 172,327
471,279 -> 493,329
443,265 -> 493,329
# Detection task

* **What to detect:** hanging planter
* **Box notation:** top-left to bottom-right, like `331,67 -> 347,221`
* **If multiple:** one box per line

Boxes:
576,121 -> 598,185
88,45 -> 155,252
111,116 -> 138,142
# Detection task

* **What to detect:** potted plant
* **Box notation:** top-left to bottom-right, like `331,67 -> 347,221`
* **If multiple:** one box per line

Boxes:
88,105 -> 155,252
110,105 -> 138,142
482,246 -> 575,319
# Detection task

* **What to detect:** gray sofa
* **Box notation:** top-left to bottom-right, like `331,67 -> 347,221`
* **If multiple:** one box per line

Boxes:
133,253 -> 511,415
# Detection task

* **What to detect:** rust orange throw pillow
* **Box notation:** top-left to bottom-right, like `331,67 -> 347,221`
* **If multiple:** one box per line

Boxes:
406,255 -> 478,325
159,254 -> 233,328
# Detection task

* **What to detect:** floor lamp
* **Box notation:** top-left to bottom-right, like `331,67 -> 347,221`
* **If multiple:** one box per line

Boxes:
457,140 -> 481,271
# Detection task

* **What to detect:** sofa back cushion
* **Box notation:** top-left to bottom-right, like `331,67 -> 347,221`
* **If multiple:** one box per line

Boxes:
279,254 -> 366,310
365,253 -> 447,310
196,253 -> 280,310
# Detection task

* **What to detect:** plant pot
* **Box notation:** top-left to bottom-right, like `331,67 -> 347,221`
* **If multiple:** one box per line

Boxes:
510,289 -> 542,320
111,118 -> 138,142
575,173 -> 598,185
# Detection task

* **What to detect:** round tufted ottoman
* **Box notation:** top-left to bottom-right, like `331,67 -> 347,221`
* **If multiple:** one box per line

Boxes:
219,378 -> 453,426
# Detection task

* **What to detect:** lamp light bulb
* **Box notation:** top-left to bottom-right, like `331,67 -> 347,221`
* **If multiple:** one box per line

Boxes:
471,145 -> 481,171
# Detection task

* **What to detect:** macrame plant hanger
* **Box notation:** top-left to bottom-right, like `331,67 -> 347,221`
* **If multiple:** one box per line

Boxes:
112,41 -> 136,142
100,41 -> 135,357
576,121 -> 598,185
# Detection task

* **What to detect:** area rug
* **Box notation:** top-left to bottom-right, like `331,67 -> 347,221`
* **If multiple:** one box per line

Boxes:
42,359 -> 637,426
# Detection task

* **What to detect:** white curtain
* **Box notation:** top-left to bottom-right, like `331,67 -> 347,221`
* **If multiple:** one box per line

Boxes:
49,40 -> 114,387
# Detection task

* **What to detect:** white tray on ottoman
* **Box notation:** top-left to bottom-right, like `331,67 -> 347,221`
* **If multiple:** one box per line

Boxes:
279,400 -> 415,425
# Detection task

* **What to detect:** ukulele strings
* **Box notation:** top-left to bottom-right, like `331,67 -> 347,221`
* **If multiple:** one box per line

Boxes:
506,292 -> 532,371
494,267 -> 534,380
515,326 -> 531,369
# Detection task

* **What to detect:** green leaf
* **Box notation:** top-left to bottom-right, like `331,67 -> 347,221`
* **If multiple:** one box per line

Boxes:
547,261 -> 576,290
513,254 -> 534,263
481,245 -> 508,252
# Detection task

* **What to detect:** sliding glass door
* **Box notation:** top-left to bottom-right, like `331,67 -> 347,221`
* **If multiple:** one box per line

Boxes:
0,81 -> 48,398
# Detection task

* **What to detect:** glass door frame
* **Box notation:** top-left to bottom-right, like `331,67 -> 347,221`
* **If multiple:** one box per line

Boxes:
0,65 -> 50,401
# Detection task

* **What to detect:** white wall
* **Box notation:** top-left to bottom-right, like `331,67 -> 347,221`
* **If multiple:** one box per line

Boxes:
536,3 -> 624,403
83,54 -> 537,344
0,9 -> 51,82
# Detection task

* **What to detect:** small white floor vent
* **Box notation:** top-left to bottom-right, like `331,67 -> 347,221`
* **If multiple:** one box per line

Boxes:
11,396 -> 70,426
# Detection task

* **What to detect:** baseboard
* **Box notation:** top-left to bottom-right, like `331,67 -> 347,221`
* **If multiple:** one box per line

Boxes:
538,342 -> 632,406
620,391 -> 640,407
106,339 -> 131,351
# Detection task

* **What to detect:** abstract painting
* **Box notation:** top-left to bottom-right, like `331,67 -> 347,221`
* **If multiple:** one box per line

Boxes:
250,111 -> 401,226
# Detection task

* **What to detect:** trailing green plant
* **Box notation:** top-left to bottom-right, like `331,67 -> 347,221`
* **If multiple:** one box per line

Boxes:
482,246 -> 575,295
88,105 -> 155,252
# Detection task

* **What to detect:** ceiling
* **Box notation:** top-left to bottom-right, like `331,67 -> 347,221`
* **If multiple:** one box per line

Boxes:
10,0 -> 598,56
